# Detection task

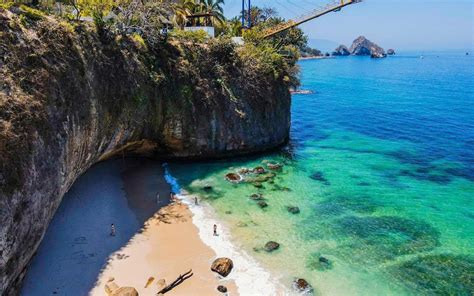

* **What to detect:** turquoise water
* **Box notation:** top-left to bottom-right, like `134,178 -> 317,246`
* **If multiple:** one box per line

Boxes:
169,52 -> 474,295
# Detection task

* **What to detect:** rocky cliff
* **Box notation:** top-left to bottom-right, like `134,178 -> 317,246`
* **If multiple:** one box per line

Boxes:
0,9 -> 294,294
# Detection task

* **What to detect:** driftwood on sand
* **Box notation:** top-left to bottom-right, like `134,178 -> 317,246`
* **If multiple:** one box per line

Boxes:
156,269 -> 193,295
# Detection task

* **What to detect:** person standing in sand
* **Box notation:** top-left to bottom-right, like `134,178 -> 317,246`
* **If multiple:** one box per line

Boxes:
110,223 -> 116,236
195,196 -> 198,205
213,224 -> 218,236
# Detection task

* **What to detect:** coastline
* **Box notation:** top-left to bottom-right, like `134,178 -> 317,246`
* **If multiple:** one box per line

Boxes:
299,55 -> 333,60
91,162 -> 239,295
163,166 -> 289,296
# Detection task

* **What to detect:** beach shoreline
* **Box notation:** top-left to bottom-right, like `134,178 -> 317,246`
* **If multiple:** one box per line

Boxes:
91,162 -> 239,295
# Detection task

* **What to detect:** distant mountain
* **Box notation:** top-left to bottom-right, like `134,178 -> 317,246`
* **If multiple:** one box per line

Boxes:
307,38 -> 340,54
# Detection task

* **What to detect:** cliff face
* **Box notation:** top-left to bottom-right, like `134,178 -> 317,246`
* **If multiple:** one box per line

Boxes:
0,9 -> 292,294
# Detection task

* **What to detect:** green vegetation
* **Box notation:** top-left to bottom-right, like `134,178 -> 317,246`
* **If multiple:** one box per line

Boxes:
2,0 -> 309,85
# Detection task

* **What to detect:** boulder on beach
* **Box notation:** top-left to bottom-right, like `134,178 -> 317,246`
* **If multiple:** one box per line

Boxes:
293,278 -> 312,293
105,282 -> 120,295
332,45 -> 350,56
211,257 -> 234,277
264,241 -> 280,252
111,287 -> 139,296
217,285 -> 228,293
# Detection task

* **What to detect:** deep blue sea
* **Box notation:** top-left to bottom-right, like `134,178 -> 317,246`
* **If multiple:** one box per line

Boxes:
168,51 -> 474,295
22,51 -> 474,295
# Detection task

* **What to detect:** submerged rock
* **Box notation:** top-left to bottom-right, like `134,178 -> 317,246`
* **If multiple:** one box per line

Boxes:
264,241 -> 280,252
253,182 -> 263,188
287,206 -> 300,214
258,201 -> 268,208
203,185 -> 213,191
266,162 -> 283,170
211,257 -> 234,277
217,285 -> 228,293
250,193 -> 264,200
310,171 -> 330,185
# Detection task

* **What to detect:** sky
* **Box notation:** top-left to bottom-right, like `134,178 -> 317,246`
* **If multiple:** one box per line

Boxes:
223,0 -> 474,51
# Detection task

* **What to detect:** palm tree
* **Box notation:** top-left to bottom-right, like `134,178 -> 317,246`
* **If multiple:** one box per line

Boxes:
174,0 -> 196,28
198,0 -> 225,26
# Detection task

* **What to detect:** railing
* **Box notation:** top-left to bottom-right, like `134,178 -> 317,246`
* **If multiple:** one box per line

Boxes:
263,0 -> 361,38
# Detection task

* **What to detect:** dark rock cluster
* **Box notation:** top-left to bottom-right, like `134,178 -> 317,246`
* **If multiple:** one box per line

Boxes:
333,36 -> 390,58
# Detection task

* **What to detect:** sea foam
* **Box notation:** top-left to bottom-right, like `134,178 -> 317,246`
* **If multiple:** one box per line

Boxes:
163,164 -> 290,295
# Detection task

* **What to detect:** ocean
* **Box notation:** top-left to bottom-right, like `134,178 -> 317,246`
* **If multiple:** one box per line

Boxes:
168,51 -> 474,295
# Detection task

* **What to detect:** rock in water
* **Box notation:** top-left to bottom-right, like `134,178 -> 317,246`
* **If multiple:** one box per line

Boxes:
111,287 -> 139,296
225,173 -> 242,183
211,258 -> 234,277
250,193 -> 264,200
217,285 -> 228,293
287,206 -> 300,214
293,278 -> 312,293
258,201 -> 268,208
332,45 -> 350,56
349,36 -> 386,58
387,49 -> 396,55
264,241 -> 280,252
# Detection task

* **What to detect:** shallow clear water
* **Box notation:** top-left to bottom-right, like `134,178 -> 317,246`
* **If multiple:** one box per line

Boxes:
169,52 -> 474,295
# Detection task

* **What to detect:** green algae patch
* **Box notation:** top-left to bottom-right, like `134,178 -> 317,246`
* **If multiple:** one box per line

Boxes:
390,254 -> 474,295
335,216 -> 440,259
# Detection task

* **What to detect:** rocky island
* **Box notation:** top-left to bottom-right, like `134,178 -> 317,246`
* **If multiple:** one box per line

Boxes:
333,36 -> 388,58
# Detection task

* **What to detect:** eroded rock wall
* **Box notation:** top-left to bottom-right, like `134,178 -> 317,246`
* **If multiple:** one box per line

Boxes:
0,10 -> 292,294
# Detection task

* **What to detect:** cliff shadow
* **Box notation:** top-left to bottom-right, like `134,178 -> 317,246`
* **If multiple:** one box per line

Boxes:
20,158 -> 171,295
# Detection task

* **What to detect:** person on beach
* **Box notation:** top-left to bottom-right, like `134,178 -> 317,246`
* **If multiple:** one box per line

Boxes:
213,224 -> 218,236
195,196 -> 198,205
110,223 -> 116,236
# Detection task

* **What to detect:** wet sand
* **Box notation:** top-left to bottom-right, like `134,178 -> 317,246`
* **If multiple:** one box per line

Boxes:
21,158 -> 237,295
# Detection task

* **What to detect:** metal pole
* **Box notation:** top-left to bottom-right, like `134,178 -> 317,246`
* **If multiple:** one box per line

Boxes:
241,0 -> 245,27
248,0 -> 251,28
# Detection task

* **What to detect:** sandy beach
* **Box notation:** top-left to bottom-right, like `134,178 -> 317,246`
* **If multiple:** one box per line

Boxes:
91,200 -> 238,295
21,159 -> 238,296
